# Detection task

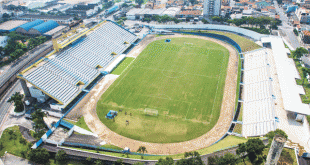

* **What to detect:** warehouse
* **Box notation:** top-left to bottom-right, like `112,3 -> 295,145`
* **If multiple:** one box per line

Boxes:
17,14 -> 74,25
0,20 -> 29,33
16,19 -> 44,34
43,25 -> 69,38
28,20 -> 59,35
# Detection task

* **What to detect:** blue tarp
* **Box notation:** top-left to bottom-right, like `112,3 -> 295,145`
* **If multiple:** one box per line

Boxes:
106,110 -> 118,119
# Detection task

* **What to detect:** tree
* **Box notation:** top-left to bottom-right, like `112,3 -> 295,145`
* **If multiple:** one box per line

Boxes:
56,150 -> 68,164
176,151 -> 203,165
208,153 -> 239,165
115,158 -> 124,165
292,47 -> 308,59
137,146 -> 147,159
28,148 -> 50,164
156,157 -> 174,165
189,0 -> 197,5
95,160 -> 106,165
133,162 -> 145,165
236,138 -> 265,165
7,92 -> 24,112
266,129 -> 288,147
31,106 -> 47,135
135,0 -> 144,7
122,3 -> 129,8
202,18 -> 209,24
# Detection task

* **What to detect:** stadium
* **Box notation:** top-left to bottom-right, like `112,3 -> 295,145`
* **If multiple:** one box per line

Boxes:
17,20 -> 310,162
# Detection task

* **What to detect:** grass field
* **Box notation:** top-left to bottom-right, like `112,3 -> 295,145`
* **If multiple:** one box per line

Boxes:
64,117 -> 91,132
180,30 -> 262,52
97,38 -> 230,143
111,57 -> 135,75
64,135 -> 249,160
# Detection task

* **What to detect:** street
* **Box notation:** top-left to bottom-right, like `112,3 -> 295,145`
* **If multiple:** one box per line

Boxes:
0,80 -> 22,130
274,1 -> 300,49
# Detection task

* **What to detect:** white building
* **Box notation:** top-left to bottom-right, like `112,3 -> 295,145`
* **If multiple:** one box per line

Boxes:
0,36 -> 9,48
203,0 -> 221,17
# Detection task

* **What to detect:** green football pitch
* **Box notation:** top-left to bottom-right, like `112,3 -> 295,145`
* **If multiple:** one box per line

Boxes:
97,38 -> 230,143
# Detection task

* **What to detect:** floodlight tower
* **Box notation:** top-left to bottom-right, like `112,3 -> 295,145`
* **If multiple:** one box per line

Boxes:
265,134 -> 287,165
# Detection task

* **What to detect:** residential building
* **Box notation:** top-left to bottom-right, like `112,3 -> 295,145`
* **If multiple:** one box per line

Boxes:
177,10 -> 202,20
203,0 -> 221,16
301,30 -> 310,44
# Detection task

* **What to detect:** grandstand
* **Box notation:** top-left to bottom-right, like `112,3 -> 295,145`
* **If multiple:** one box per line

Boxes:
18,21 -> 138,110
242,49 -> 277,137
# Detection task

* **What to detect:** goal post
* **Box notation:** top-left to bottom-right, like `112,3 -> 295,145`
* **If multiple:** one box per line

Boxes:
144,108 -> 158,116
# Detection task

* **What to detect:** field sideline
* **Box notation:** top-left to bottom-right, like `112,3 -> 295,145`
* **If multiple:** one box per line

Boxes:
97,38 -> 230,143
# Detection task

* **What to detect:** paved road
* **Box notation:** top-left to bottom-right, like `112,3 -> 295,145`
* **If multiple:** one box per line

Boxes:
0,80 -> 22,128
0,41 -> 52,88
274,1 -> 300,49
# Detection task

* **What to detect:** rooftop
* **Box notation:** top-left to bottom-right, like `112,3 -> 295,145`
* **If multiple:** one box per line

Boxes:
0,20 -> 28,31
179,10 -> 202,15
18,14 -> 73,20
44,25 -> 68,36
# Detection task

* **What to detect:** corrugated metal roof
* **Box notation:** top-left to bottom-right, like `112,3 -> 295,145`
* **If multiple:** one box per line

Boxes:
18,19 -> 44,32
31,20 -> 59,34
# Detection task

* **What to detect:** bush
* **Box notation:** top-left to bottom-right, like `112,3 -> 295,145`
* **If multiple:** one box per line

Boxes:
293,29 -> 299,36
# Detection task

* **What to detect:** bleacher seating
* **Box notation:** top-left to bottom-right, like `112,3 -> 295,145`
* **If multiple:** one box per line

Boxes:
22,21 -> 138,107
242,49 -> 277,137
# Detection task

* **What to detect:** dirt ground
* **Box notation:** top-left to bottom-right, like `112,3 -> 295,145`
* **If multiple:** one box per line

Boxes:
66,34 -> 239,154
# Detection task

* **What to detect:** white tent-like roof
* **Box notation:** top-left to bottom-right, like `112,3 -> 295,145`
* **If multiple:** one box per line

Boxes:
264,36 -> 310,115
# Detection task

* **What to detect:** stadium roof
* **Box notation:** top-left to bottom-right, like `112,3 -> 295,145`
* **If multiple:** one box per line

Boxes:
0,20 -> 28,32
149,24 -> 267,41
264,36 -> 310,115
31,20 -> 59,34
18,19 -> 44,32
19,21 -> 138,108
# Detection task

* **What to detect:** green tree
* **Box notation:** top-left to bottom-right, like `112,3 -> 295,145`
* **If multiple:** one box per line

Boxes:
266,129 -> 288,146
56,150 -> 68,164
7,92 -> 24,112
208,153 -> 239,165
156,157 -> 174,165
176,151 -> 203,165
31,106 -> 46,134
95,159 -> 106,165
135,0 -> 144,7
28,148 -> 50,164
292,47 -> 308,59
137,146 -> 147,159
133,162 -> 144,165
202,18 -> 209,24
115,158 -> 124,165
236,138 -> 265,165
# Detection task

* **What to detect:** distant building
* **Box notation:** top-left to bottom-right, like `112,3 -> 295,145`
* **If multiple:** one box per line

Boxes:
65,4 -> 103,18
28,20 -> 59,35
301,30 -> 310,44
0,36 -> 9,48
0,20 -> 28,33
295,7 -> 310,24
177,10 -> 202,21
203,0 -> 221,16
16,19 -> 45,34
17,14 -> 74,25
